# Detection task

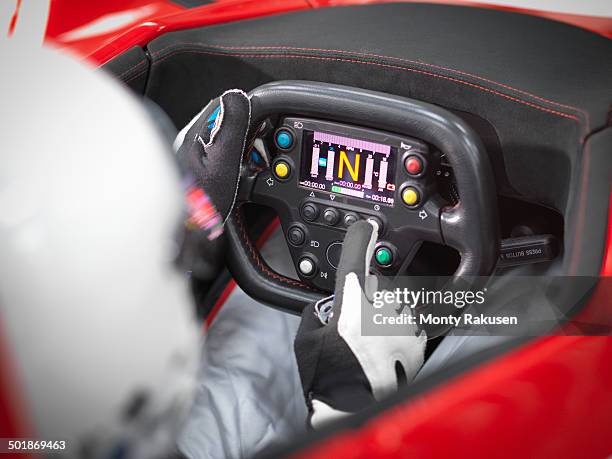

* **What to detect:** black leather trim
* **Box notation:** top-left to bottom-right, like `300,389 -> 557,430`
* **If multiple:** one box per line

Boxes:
100,45 -> 149,94
146,3 -> 610,126
565,127 -> 612,276
140,3 -> 611,214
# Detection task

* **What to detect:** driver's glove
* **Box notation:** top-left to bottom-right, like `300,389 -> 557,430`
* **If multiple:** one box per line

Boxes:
294,220 -> 427,428
174,89 -> 251,280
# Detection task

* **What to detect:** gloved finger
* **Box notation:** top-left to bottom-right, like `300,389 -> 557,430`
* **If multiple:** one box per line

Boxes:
334,219 -> 379,292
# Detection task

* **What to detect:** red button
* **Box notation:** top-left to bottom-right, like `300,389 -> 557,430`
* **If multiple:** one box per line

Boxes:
405,156 -> 423,175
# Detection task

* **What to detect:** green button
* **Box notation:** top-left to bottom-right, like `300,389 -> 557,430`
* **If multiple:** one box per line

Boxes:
375,247 -> 393,266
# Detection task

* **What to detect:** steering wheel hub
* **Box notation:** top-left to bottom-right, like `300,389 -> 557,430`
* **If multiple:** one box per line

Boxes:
226,81 -> 499,314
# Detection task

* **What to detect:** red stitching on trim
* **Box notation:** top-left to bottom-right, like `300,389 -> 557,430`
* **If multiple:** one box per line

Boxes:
124,69 -> 148,84
234,209 -> 319,291
151,42 -> 589,127
116,59 -> 147,81
152,48 -> 583,123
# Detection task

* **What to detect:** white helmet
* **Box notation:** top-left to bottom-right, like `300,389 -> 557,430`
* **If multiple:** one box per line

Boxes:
0,41 -> 200,457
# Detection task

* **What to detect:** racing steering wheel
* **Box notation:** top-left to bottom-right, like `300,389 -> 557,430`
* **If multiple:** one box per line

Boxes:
225,81 -> 499,314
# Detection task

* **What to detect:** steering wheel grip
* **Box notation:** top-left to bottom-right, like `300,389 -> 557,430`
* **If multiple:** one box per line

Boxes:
226,209 -> 325,309
226,81 -> 499,314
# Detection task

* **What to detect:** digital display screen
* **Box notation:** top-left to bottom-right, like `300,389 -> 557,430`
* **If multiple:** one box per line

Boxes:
299,130 -> 396,206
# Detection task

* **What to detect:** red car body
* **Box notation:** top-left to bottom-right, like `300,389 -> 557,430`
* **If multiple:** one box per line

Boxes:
39,0 -> 612,65
2,1 -> 612,458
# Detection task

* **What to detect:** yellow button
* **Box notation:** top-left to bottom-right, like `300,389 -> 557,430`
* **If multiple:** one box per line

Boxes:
402,187 -> 419,206
274,161 -> 290,179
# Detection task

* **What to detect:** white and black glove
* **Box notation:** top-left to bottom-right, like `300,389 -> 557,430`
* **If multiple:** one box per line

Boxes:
174,89 -> 251,280
294,220 -> 427,428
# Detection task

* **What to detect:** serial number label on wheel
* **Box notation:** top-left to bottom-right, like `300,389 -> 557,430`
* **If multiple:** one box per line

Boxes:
0,439 -> 67,454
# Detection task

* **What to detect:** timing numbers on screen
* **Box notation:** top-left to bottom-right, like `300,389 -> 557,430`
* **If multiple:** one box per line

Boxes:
300,180 -> 326,190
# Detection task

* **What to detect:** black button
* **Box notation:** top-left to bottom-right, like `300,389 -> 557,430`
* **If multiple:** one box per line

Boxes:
323,208 -> 340,226
344,213 -> 358,227
287,226 -> 305,246
302,203 -> 319,222
326,242 -> 343,269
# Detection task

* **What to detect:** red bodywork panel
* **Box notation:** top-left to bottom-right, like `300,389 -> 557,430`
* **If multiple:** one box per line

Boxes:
2,0 -> 611,456
46,0 -> 311,64
293,336 -> 612,459
41,0 -> 612,65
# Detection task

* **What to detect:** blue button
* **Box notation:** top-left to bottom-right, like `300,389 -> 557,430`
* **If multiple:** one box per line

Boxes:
276,130 -> 294,149
250,149 -> 264,165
